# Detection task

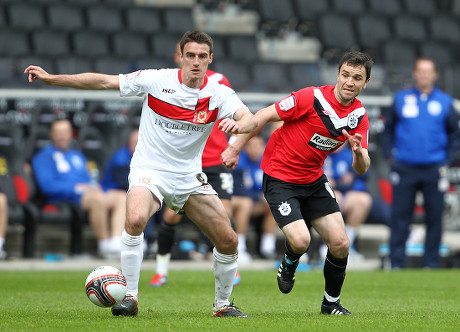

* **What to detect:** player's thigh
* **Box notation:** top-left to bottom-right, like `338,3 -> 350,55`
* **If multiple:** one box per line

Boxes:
312,212 -> 348,250
184,194 -> 235,245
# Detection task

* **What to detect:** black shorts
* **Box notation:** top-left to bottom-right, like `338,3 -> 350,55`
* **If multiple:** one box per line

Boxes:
263,173 -> 340,228
203,164 -> 233,200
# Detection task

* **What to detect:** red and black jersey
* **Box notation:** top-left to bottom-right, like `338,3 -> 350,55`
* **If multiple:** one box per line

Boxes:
261,85 -> 369,184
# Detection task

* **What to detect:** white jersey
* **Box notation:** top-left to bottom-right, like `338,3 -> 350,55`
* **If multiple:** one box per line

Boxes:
119,68 -> 247,174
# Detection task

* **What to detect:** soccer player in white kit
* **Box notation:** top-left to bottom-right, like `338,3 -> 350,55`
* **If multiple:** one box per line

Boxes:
25,30 -> 257,317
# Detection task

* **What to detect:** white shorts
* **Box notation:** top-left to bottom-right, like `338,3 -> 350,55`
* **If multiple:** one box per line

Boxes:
128,168 -> 217,213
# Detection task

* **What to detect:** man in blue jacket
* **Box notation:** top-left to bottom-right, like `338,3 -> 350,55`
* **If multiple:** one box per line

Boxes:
32,119 -> 126,258
382,57 -> 460,268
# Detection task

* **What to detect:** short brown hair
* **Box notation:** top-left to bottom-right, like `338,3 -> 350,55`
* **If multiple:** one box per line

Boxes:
338,51 -> 373,81
179,30 -> 213,55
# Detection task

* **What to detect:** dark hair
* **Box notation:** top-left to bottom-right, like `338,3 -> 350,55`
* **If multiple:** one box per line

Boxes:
179,30 -> 213,55
338,51 -> 373,81
414,57 -> 438,72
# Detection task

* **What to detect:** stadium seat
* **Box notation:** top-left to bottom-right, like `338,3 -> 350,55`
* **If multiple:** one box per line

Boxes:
31,29 -> 70,57
381,39 -> 418,66
318,13 -> 358,58
288,63 -> 323,92
150,33 -> 183,60
257,0 -> 296,35
356,15 -> 392,51
73,30 -> 111,58
0,29 -> 30,57
211,60 -> 253,92
125,6 -> 163,34
86,6 -> 124,33
393,15 -> 428,43
420,41 -> 454,69
227,35 -> 259,63
331,0 -> 367,15
56,57 -> 94,75
403,0 -> 438,17
429,15 -> 460,46
164,8 -> 195,34
78,126 -> 113,181
368,0 -> 402,17
47,4 -> 85,32
252,62 -> 291,93
94,57 -> 135,75
8,3 -> 46,30
112,32 -> 150,59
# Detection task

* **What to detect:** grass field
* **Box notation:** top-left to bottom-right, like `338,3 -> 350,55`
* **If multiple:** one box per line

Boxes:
0,268 -> 458,331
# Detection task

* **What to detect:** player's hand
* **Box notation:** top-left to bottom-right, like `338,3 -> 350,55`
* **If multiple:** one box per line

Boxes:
221,145 -> 240,169
218,118 -> 240,134
24,65 -> 50,83
342,129 -> 364,155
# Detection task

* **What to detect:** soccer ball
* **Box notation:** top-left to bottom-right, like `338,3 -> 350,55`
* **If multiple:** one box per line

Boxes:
85,266 -> 127,308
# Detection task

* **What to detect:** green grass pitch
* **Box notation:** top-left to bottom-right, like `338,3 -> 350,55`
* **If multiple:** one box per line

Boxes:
0,268 -> 458,331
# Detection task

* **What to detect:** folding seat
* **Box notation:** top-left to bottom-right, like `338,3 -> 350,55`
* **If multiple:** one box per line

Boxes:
31,29 -> 70,57
382,39 -> 418,66
164,8 -> 195,34
73,30 -> 111,58
252,62 -> 291,93
0,29 -> 30,57
288,63 -> 323,92
150,33 -> 183,60
56,57 -> 94,75
393,15 -> 428,43
112,32 -> 150,59
356,15 -> 392,51
78,126 -> 113,181
420,42 -> 454,69
210,35 -> 227,61
368,0 -> 402,17
227,35 -> 259,63
403,0 -> 438,17
429,15 -> 460,46
295,0 -> 329,21
8,3 -> 46,30
86,6 -> 124,33
318,13 -> 357,55
212,60 -> 253,92
331,0 -> 367,15
47,4 -> 85,32
257,0 -> 296,34
125,6 -> 163,34
94,57 -> 135,75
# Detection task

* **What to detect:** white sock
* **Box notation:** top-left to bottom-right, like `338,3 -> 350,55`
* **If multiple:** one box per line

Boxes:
121,230 -> 144,298
345,225 -> 357,247
237,234 -> 247,253
98,238 -> 111,253
156,253 -> 171,276
260,233 -> 276,256
0,237 -> 4,251
324,291 -> 339,303
213,247 -> 238,309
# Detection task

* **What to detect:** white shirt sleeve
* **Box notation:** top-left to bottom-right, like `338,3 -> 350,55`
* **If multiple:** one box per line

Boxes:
119,69 -> 159,97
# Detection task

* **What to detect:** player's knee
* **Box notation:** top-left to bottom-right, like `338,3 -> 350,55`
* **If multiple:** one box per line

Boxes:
328,236 -> 350,258
288,233 -> 311,253
216,230 -> 238,254
126,209 -> 149,235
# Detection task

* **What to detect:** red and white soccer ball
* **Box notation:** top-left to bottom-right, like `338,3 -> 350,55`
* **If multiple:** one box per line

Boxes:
85,266 -> 127,308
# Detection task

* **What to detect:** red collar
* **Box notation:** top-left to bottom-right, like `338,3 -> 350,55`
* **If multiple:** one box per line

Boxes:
178,69 -> 208,90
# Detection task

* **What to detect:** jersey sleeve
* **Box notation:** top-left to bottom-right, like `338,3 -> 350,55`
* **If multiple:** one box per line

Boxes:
119,69 -> 159,97
274,87 -> 315,122
218,85 -> 247,120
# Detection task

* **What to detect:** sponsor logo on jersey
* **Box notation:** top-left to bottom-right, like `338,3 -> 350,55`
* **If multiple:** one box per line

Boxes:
278,96 -> 295,111
308,133 -> 343,151
162,88 -> 176,94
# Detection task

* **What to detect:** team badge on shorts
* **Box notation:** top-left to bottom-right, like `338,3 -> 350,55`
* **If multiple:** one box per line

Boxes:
196,172 -> 209,185
278,201 -> 291,216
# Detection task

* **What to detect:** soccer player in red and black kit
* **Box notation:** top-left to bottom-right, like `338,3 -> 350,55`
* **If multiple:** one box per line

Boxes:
222,51 -> 373,315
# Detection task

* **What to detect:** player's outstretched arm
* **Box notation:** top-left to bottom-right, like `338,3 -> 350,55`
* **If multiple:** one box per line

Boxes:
24,65 -> 119,90
221,104 -> 280,169
342,129 -> 370,175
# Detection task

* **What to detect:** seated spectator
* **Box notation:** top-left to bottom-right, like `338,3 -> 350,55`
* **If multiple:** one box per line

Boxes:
31,119 -> 126,258
233,135 -> 277,262
0,192 -> 7,259
322,143 -> 390,261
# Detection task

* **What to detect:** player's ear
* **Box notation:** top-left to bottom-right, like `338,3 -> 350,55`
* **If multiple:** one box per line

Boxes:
209,52 -> 213,64
363,78 -> 370,89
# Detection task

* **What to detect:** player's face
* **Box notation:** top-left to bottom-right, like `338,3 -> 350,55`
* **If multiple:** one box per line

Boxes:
181,41 -> 213,87
50,120 -> 73,151
335,63 -> 369,106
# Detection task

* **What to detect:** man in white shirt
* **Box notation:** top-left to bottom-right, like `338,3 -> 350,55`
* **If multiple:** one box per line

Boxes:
25,30 -> 257,318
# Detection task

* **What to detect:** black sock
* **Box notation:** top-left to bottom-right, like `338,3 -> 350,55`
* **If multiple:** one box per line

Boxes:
284,241 -> 304,264
157,221 -> 176,255
323,250 -> 348,304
